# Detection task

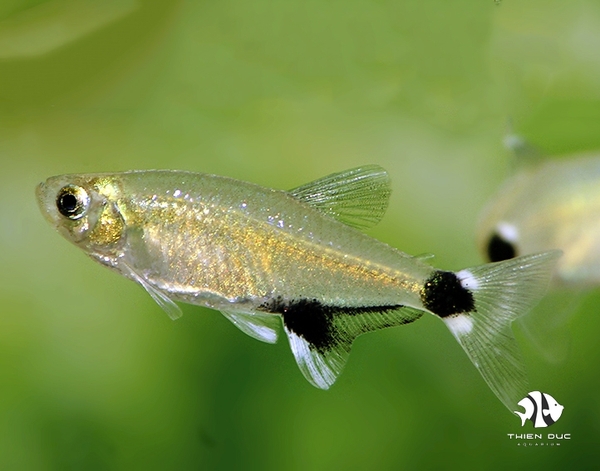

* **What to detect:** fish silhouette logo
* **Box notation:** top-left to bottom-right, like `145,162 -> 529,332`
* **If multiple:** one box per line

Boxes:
514,391 -> 564,427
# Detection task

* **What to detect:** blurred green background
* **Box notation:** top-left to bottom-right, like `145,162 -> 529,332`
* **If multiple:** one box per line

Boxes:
1,0 -> 599,469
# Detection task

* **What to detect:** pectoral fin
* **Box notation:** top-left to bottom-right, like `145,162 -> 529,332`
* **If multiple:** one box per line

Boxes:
121,262 -> 183,320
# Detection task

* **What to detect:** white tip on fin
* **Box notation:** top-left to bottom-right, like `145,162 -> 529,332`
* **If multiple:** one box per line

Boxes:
286,329 -> 344,389
220,310 -> 280,344
282,304 -> 423,389
444,314 -> 474,336
445,251 -> 561,411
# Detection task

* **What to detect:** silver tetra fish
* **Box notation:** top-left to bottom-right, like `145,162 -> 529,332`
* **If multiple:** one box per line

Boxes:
477,138 -> 600,286
37,165 -> 559,411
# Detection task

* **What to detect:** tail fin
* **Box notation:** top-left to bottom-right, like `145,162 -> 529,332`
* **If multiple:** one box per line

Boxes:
514,410 -> 528,427
444,251 -> 560,411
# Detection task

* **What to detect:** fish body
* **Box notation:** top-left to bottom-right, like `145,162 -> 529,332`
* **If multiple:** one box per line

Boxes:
514,391 -> 564,427
38,168 -> 427,316
37,166 -> 559,410
477,151 -> 600,286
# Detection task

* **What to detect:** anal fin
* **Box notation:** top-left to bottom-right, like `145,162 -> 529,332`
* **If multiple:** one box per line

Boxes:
260,298 -> 422,389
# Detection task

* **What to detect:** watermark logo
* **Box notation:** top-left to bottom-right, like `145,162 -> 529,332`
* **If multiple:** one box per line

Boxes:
514,391 -> 564,428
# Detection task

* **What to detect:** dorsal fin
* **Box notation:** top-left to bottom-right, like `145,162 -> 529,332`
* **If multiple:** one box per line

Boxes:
503,133 -> 544,166
414,253 -> 435,261
502,118 -> 543,167
289,165 -> 391,230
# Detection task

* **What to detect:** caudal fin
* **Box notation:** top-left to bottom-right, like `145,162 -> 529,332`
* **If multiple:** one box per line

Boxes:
443,251 -> 560,411
514,410 -> 528,427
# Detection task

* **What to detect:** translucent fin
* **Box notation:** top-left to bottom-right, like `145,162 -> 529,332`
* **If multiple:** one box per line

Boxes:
122,263 -> 183,320
515,289 -> 581,364
445,251 -> 560,411
286,329 -> 344,389
289,165 -> 391,229
282,303 -> 423,389
142,283 -> 183,320
220,310 -> 280,344
414,253 -> 435,261
503,129 -> 544,167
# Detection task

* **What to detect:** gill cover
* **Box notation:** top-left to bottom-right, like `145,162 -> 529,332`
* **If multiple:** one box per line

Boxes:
37,176 -> 126,251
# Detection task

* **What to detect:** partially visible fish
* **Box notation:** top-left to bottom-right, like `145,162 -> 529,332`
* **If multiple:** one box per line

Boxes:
477,144 -> 600,286
36,165 -> 559,411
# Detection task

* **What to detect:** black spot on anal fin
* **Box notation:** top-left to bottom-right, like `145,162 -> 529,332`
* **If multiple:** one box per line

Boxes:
259,298 -> 334,353
421,270 -> 475,318
258,297 -> 403,353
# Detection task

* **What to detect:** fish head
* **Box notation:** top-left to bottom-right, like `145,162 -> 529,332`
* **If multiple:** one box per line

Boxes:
542,393 -> 565,422
36,174 -> 127,257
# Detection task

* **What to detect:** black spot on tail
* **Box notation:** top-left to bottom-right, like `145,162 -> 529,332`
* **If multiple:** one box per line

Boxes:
259,297 -> 402,353
487,232 -> 517,262
421,270 -> 475,318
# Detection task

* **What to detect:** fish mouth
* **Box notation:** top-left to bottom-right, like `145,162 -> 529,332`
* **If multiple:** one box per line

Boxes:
36,180 -> 57,226
35,181 -> 47,211
35,181 -> 45,203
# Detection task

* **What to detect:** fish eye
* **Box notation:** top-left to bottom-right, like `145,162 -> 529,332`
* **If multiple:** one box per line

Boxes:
56,185 -> 89,220
486,232 -> 516,262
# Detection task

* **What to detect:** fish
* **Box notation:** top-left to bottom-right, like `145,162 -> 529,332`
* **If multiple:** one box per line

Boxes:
36,165 -> 560,411
514,391 -> 564,427
477,141 -> 600,286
